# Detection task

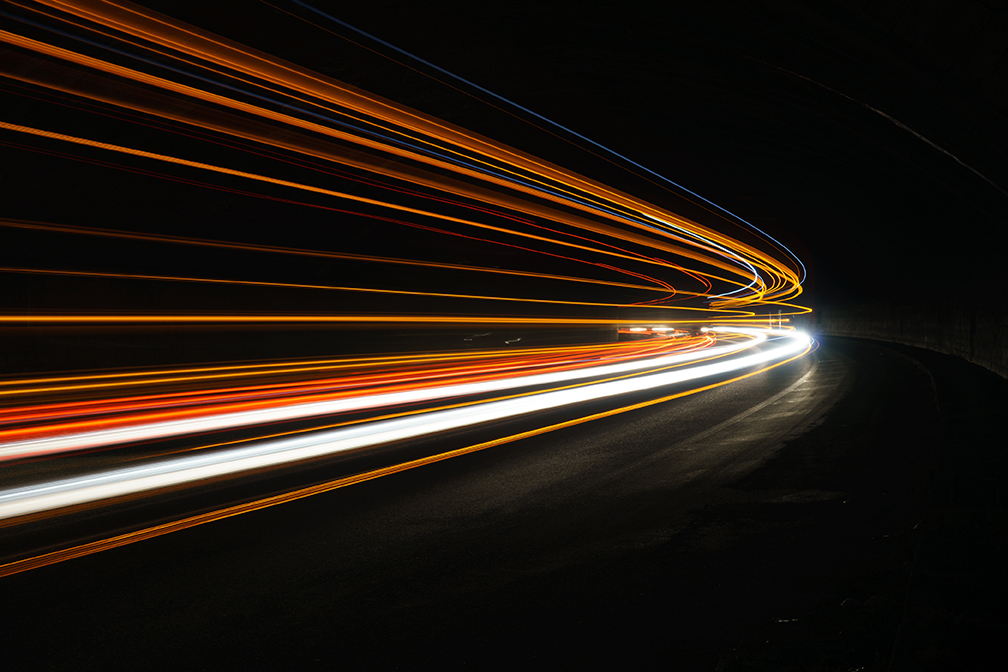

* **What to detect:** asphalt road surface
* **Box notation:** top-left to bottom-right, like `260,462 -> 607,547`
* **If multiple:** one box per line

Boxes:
6,335 -> 1002,670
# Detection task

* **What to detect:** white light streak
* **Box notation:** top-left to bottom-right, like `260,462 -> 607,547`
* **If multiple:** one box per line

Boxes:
0,329 -> 809,520
0,333 -> 763,461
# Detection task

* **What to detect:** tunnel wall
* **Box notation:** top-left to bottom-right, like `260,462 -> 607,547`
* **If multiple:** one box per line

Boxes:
815,302 -> 1008,379
812,1 -> 1008,379
828,0 -> 1008,112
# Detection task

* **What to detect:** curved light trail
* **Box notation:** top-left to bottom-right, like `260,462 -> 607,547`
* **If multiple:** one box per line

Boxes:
0,334 -> 731,459
0,1 -> 812,571
0,0 -> 809,316
0,329 -> 810,522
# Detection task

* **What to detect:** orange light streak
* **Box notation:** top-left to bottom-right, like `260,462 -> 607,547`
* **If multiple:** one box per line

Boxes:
0,24 -> 778,292
0,337 -> 716,443
0,1 -> 814,573
0,338 -> 811,578
0,219 -> 667,294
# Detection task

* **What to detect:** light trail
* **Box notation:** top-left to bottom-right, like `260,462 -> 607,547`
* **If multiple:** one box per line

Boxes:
0,335 -> 728,458
0,313 -> 749,325
0,1 -> 807,308
0,332 -> 815,579
0,265 -> 684,310
281,0 -> 807,286
0,2 -> 813,573
0,219 -> 671,295
0,119 -> 745,289
0,340 -> 684,397
0,329 -> 809,521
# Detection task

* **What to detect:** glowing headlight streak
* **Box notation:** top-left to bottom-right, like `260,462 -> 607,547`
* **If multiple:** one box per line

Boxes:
0,337 -> 709,436
0,329 -> 809,520
0,337 -> 815,578
0,332 -> 764,461
0,338 -> 699,399
0,0 -> 816,564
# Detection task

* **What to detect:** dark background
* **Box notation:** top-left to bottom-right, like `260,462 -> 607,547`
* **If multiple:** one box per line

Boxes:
2,4 -> 1007,668
150,0 -> 1007,308
2,0 -> 1007,386
4,0 -> 1007,316
325,0 -> 1008,309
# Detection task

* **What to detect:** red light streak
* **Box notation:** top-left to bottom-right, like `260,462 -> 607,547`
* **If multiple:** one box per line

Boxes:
0,1 -> 812,573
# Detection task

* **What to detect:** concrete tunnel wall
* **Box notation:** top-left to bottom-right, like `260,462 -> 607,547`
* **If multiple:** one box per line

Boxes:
809,2 -> 1008,380
815,302 -> 1008,379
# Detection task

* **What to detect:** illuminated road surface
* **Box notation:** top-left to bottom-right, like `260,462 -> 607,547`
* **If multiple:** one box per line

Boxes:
3,335 -> 880,672
0,328 -> 809,527
0,2 -> 812,576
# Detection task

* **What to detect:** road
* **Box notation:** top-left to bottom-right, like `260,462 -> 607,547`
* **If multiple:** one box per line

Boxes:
3,335 -> 952,670
0,329 -> 807,552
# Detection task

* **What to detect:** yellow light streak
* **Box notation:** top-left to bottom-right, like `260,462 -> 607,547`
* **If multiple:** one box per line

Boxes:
0,23 -> 781,292
0,1 -> 814,577
0,340 -> 686,397
0,119 -> 747,286
0,219 -> 668,294
0,339 -> 811,578
0,313 -> 748,325
0,266 -> 683,310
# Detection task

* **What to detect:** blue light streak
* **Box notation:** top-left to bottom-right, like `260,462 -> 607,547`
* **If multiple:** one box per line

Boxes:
286,0 -> 806,286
